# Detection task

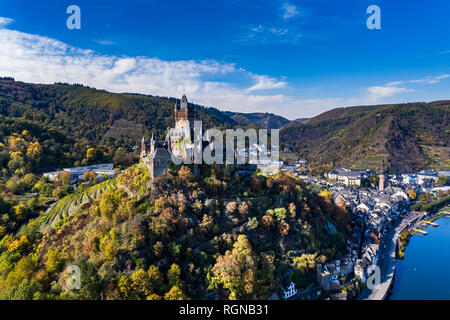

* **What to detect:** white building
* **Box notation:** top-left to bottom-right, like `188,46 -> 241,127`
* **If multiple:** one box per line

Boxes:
43,163 -> 115,183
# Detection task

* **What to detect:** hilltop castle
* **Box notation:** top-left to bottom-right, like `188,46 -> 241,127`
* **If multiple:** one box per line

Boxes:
141,95 -> 204,179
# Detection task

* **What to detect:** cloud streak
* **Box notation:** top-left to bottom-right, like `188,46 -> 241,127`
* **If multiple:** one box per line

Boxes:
0,17 -> 14,28
281,3 -> 300,20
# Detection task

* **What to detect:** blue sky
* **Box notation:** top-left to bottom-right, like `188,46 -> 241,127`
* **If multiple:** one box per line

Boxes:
0,0 -> 449,119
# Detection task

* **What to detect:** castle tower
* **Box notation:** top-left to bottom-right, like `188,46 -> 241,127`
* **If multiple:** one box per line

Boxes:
171,95 -> 195,158
141,136 -> 147,158
379,159 -> 386,191
174,95 -> 193,134
150,132 -> 156,154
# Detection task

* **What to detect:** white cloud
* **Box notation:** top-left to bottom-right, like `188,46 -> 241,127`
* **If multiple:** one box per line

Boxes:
0,17 -> 14,28
241,24 -> 301,45
247,75 -> 287,91
385,81 -> 403,86
0,28 -> 318,118
366,85 -> 413,100
95,40 -> 116,46
409,74 -> 450,84
281,3 -> 300,20
0,28 -> 426,120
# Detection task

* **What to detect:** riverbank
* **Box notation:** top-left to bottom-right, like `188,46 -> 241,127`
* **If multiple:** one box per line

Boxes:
390,210 -> 450,300
397,207 -> 450,259
361,205 -> 450,300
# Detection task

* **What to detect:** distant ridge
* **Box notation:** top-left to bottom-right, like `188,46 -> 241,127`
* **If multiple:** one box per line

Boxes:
280,102 -> 450,172
222,111 -> 290,129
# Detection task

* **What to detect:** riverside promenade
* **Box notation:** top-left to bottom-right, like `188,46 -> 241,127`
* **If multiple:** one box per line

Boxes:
360,211 -> 427,300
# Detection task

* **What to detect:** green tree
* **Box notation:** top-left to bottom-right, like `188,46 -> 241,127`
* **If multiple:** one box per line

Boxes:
167,264 -> 181,288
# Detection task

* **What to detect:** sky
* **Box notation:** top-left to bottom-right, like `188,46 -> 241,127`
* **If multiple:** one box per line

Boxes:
0,0 -> 449,119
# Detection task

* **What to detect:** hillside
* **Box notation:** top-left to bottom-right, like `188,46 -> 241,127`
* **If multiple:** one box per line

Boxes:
280,102 -> 450,172
223,111 -> 290,129
0,79 -> 239,145
0,165 -> 351,300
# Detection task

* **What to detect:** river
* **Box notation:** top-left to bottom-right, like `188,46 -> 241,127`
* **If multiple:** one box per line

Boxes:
390,216 -> 450,300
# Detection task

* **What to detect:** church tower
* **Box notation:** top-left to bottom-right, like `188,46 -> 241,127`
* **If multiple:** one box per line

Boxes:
379,159 -> 386,191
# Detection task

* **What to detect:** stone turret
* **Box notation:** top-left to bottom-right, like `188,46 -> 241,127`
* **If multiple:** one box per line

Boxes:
141,136 -> 147,158
379,159 -> 386,191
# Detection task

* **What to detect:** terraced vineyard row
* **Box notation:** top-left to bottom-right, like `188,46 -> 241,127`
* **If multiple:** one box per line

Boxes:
41,179 -> 118,228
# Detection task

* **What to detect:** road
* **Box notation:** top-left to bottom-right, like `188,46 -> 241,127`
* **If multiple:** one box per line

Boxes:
360,211 -> 427,300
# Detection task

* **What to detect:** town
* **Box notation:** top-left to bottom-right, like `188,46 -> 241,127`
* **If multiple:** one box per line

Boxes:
278,162 -> 449,300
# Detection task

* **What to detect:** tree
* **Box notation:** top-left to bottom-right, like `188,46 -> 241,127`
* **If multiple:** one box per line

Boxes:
26,142 -> 43,161
164,285 -> 184,300
147,265 -> 163,293
319,189 -> 332,199
56,171 -> 72,186
178,165 -> 193,180
45,249 -> 64,274
238,202 -> 249,217
153,242 -> 164,258
130,269 -> 151,299
261,215 -> 274,230
83,170 -> 98,186
288,203 -> 296,218
211,235 -> 257,299
167,264 -> 181,288
278,220 -> 290,237
437,176 -> 448,187
226,201 -> 237,214
407,189 -> 417,200
273,208 -> 287,221
22,173 -> 37,189
7,152 -> 26,173
199,214 -> 214,234
86,147 -> 98,163
247,217 -> 258,230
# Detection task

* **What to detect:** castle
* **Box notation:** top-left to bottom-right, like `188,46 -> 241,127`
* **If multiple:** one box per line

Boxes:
140,95 -> 204,179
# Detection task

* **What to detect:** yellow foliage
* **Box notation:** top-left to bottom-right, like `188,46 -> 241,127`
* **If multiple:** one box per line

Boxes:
7,235 -> 29,252
407,189 -> 417,200
26,141 -> 43,159
320,189 -> 332,199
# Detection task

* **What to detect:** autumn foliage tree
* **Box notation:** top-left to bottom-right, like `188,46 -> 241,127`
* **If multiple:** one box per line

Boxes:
211,235 -> 257,299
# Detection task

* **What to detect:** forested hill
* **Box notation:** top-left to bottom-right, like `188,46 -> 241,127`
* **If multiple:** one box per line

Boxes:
0,79 -> 238,144
222,111 -> 290,129
280,102 -> 450,173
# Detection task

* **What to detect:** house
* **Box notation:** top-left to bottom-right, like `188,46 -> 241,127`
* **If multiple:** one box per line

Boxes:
43,163 -> 116,184
325,170 -> 338,180
354,259 -> 368,283
257,159 -> 282,175
438,170 -> 450,178
326,167 -> 362,186
338,171 -> 362,186
417,170 -> 439,183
